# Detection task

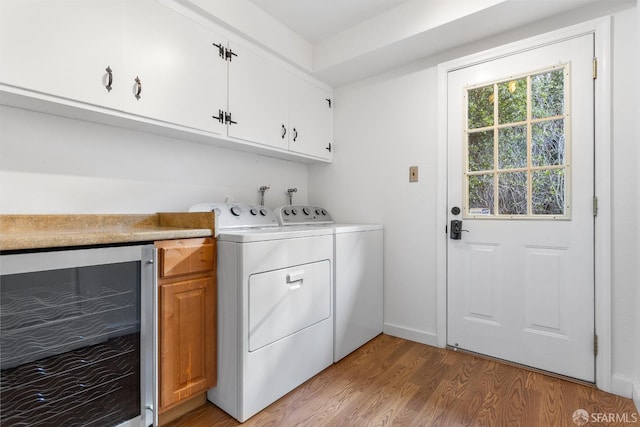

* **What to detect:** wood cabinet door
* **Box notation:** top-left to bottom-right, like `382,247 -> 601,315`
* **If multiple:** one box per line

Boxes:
159,276 -> 216,410
123,0 -> 227,134
0,0 -> 124,109
288,75 -> 333,160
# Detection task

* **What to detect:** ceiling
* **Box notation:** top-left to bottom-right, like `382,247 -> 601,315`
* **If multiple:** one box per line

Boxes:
247,0 -> 411,43
187,0 -> 636,86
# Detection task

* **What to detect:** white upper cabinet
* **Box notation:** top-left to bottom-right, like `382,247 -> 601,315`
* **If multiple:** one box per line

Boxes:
0,0 -> 124,110
288,76 -> 333,161
0,0 -> 333,162
227,41 -> 333,160
227,41 -> 289,150
123,0 -> 227,134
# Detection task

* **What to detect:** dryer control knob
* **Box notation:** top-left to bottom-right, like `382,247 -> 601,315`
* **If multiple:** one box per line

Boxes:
250,208 -> 258,215
303,207 -> 310,215
283,208 -> 291,216
315,208 -> 322,215
230,206 -> 242,216
291,208 -> 298,215
260,208 -> 268,216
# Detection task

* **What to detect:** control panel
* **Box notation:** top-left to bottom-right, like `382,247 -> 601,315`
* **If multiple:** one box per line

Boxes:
274,205 -> 333,226
189,202 -> 279,232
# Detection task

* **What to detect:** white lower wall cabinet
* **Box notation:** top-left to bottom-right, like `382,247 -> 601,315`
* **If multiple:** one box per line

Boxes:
0,0 -> 332,163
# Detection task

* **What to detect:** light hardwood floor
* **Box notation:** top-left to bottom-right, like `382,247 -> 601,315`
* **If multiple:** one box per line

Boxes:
166,334 -> 639,426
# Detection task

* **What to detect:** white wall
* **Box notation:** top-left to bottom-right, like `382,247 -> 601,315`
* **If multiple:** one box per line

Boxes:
611,4 -> 640,399
607,7 -> 640,407
0,106 -> 308,214
310,67 -> 439,344
310,5 -> 640,398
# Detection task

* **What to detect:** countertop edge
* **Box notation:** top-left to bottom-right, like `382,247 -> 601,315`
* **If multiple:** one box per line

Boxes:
0,213 -> 215,251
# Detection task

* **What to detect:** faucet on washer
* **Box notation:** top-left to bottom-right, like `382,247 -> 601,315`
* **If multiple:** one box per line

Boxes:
286,188 -> 297,205
258,185 -> 270,206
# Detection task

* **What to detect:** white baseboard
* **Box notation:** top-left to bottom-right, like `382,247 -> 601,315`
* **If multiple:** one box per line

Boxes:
383,323 -> 439,347
633,379 -> 640,413
611,373 -> 634,398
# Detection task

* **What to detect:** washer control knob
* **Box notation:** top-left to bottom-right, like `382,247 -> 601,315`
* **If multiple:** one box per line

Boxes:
283,208 -> 291,216
260,208 -> 268,216
315,208 -> 322,215
291,208 -> 298,215
321,209 -> 327,216
250,208 -> 258,215
303,207 -> 310,215
230,206 -> 241,216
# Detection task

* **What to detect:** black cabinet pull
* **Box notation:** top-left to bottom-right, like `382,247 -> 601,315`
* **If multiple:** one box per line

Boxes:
326,143 -> 332,152
134,76 -> 142,100
293,127 -> 298,142
281,124 -> 287,139
105,66 -> 113,92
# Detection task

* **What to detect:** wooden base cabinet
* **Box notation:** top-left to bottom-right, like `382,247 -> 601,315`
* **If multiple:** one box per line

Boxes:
155,238 -> 216,413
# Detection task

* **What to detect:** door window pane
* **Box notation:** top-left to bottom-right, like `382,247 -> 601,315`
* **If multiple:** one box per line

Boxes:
532,69 -> 565,119
498,125 -> 527,169
468,85 -> 494,129
468,174 -> 495,214
532,119 -> 565,166
498,78 -> 527,124
468,130 -> 494,171
532,169 -> 565,215
498,172 -> 528,215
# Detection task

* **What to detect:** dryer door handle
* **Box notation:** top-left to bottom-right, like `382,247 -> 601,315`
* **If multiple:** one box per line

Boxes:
286,271 -> 305,286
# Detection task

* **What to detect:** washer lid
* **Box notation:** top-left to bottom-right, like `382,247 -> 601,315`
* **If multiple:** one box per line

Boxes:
217,226 -> 333,243
332,224 -> 384,233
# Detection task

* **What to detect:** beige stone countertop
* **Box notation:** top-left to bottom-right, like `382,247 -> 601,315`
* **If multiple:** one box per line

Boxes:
0,212 -> 215,251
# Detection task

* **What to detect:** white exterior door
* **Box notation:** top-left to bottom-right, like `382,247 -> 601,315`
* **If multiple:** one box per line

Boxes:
447,34 -> 595,382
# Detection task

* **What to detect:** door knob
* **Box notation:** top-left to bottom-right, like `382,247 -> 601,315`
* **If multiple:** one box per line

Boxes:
450,220 -> 469,240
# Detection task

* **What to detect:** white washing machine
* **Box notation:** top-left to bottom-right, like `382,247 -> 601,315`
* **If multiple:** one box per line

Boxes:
274,206 -> 384,362
332,223 -> 383,361
189,202 -> 334,422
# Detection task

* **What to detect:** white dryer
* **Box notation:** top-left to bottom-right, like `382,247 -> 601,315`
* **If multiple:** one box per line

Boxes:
189,202 -> 334,422
274,206 -> 384,362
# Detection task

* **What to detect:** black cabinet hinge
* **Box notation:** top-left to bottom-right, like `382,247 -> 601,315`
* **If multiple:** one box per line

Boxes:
213,110 -> 238,125
212,109 -> 225,123
225,48 -> 237,62
224,112 -> 237,125
212,42 -> 225,59
212,43 -> 238,62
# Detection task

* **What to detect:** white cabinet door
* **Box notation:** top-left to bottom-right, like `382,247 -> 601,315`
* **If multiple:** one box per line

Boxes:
123,0 -> 227,134
0,0 -> 124,110
227,41 -> 289,150
288,76 -> 333,160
